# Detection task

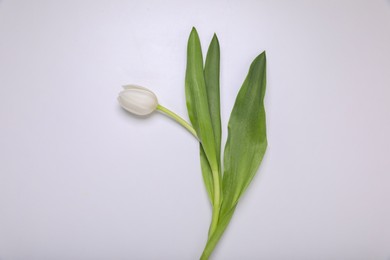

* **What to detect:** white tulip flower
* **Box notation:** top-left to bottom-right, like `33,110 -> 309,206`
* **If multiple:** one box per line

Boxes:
118,84 -> 198,139
118,85 -> 158,116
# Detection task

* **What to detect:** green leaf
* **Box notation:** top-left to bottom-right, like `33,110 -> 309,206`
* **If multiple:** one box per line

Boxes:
198,34 -> 222,205
200,52 -> 267,260
221,52 -> 267,216
204,34 -> 222,168
185,28 -> 221,203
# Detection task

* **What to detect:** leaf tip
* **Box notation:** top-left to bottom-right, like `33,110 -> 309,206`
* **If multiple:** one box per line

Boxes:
261,51 -> 266,59
259,50 -> 266,58
191,27 -> 198,35
211,33 -> 219,44
252,51 -> 266,65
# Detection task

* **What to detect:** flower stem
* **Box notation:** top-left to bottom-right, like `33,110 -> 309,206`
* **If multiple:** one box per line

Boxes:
208,168 -> 221,237
201,206 -> 236,260
156,104 -> 198,140
157,104 -> 222,255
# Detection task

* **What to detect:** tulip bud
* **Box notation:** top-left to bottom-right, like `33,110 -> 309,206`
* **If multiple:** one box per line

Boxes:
118,85 -> 158,116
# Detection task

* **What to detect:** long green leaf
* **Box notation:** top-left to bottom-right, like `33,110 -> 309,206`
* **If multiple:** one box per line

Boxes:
185,28 -> 220,203
204,34 -> 222,168
200,52 -> 267,260
221,51 -> 267,216
198,34 -> 222,204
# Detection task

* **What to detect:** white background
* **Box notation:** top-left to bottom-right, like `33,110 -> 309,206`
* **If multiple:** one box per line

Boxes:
1,1 -> 390,259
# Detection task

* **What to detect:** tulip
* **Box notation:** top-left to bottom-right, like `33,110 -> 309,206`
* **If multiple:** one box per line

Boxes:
118,84 -> 198,139
118,85 -> 158,116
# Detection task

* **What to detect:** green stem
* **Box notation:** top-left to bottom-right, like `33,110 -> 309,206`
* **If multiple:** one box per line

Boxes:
156,104 -> 198,140
157,104 -> 223,257
208,168 -> 221,237
200,207 -> 236,260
